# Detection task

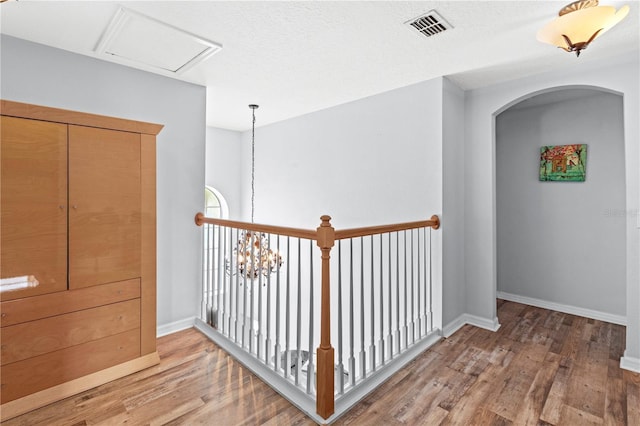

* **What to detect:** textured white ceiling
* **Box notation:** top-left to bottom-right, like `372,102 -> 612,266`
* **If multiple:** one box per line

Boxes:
1,1 -> 638,131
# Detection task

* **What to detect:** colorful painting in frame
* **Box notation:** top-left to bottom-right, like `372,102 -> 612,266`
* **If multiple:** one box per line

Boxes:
539,144 -> 587,182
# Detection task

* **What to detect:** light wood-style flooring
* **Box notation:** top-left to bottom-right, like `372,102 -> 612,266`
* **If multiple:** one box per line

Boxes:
4,300 -> 640,425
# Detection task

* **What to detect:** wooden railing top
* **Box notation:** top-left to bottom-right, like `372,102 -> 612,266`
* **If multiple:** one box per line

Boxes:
335,215 -> 440,240
194,213 -> 317,240
195,213 -> 440,240
194,210 -> 439,420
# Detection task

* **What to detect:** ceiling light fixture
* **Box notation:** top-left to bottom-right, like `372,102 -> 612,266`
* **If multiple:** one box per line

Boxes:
225,105 -> 284,280
537,0 -> 629,57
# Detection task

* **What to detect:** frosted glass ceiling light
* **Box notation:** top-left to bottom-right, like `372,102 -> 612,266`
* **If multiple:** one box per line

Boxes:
537,0 -> 629,57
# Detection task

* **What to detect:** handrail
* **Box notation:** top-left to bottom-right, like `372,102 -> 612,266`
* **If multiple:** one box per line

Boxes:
195,213 -> 440,241
194,212 -> 317,240
195,210 -> 440,420
334,215 -> 440,240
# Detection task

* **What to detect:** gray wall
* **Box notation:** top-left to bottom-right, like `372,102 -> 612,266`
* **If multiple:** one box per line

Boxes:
237,78 -> 444,230
442,78 -> 466,326
496,90 -> 626,316
1,35 -> 207,329
205,126 -> 242,218
228,77 -> 447,330
464,53 -> 639,365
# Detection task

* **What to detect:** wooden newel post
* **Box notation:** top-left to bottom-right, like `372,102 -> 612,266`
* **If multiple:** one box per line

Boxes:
316,215 -> 335,419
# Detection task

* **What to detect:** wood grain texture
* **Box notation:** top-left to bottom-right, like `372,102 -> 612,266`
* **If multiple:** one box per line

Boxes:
0,329 -> 140,403
196,214 -> 317,240
334,216 -> 439,240
4,300 -> 640,425
0,101 -> 160,421
0,278 -> 140,327
1,299 -> 140,365
195,215 -> 441,241
68,125 -> 141,289
140,134 -> 157,356
0,116 -> 67,301
1,100 -> 163,135
628,381 -> 640,426
316,215 -> 336,419
0,352 -> 159,421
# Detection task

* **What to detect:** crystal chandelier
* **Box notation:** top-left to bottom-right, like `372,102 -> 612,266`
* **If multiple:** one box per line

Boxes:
227,230 -> 283,278
226,104 -> 284,279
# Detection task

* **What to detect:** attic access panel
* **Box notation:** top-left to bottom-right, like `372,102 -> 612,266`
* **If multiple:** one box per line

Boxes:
96,7 -> 222,74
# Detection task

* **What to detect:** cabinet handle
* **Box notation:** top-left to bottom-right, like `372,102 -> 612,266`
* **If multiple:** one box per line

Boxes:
72,205 -> 78,209
59,205 -> 65,210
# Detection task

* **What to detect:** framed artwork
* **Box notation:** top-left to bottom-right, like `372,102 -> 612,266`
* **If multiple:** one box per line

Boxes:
539,144 -> 587,182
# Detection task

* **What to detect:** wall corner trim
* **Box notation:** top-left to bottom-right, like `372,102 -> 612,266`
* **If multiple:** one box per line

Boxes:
620,354 -> 640,373
443,313 -> 501,338
157,316 -> 196,337
497,291 -> 626,326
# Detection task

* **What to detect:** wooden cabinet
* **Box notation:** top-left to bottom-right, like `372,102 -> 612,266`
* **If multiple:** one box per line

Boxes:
0,116 -> 68,300
68,125 -> 142,288
0,101 -> 162,420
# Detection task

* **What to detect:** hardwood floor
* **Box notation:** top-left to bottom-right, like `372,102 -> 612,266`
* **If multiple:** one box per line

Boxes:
335,300 -> 640,425
4,300 -> 639,425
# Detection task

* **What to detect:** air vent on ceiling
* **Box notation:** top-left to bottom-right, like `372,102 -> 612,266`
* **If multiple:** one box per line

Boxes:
405,10 -> 453,38
95,7 -> 222,75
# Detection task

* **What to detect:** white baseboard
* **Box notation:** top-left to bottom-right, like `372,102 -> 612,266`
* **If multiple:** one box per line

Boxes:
194,318 -> 442,424
443,313 -> 501,338
331,332 -> 442,423
443,314 -> 467,337
156,317 -> 196,337
466,313 -> 501,332
497,291 -> 626,326
194,319 -> 321,423
620,353 -> 640,373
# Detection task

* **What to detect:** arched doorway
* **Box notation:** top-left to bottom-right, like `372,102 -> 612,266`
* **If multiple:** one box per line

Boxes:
495,87 -> 626,323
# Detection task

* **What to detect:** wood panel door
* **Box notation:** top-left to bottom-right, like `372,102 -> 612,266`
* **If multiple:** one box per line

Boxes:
0,116 -> 68,301
68,125 -> 141,289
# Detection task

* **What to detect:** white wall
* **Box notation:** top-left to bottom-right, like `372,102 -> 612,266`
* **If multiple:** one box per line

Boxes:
496,91 -> 626,318
464,53 -> 640,367
240,78 -> 444,230
205,77 -> 491,333
205,126 -> 242,218
442,78 -> 467,327
226,77 -> 448,337
1,35 -> 207,329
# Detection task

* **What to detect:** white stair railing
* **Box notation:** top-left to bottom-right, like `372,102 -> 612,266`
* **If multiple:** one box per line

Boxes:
195,213 -> 440,422
332,226 -> 435,396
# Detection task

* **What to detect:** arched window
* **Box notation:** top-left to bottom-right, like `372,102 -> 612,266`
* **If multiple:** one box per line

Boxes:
202,186 -> 229,325
204,186 -> 229,219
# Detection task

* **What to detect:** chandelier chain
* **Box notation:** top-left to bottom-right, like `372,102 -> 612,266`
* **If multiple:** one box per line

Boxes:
223,104 -> 284,279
